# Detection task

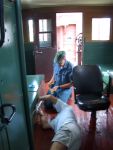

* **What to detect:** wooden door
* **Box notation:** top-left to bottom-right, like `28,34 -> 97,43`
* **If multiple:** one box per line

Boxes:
34,14 -> 57,82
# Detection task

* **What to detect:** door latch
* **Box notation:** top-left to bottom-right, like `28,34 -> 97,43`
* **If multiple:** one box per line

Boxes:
0,104 -> 16,125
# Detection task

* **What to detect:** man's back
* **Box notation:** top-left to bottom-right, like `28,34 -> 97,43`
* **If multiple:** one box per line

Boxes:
49,99 -> 81,150
39,95 -> 81,150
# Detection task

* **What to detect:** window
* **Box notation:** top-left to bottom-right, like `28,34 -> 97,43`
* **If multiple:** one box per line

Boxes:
39,19 -> 52,48
28,19 -> 34,42
92,18 -> 111,40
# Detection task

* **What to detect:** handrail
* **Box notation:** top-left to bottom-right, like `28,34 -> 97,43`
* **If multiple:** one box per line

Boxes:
0,0 -> 5,47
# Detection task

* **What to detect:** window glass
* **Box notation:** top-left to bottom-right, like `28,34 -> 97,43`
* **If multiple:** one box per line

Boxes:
39,19 -> 52,32
39,19 -> 52,47
28,19 -> 34,42
39,33 -> 51,47
92,18 -> 111,40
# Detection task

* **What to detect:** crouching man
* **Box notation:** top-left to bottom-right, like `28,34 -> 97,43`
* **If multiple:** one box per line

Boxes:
38,95 -> 81,150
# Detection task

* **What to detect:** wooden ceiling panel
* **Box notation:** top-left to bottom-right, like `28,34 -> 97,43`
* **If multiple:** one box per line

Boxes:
21,0 -> 113,8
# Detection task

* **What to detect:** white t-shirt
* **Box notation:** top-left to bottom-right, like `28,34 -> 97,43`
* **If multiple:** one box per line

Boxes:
49,99 -> 77,132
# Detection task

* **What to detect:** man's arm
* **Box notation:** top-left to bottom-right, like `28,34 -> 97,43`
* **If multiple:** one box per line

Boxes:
50,142 -> 67,150
59,82 -> 72,89
48,74 -> 55,87
51,82 -> 72,93
39,95 -> 57,104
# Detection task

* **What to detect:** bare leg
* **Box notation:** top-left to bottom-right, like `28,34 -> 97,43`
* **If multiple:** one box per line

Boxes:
50,142 -> 67,150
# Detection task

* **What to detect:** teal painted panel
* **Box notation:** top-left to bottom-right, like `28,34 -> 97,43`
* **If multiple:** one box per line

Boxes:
0,1 -> 30,150
27,75 -> 44,92
99,64 -> 113,93
0,127 -> 9,150
83,42 -> 113,65
26,75 -> 45,110
26,75 -> 45,147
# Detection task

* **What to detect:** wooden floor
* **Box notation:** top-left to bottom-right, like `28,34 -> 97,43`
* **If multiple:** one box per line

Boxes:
33,93 -> 113,150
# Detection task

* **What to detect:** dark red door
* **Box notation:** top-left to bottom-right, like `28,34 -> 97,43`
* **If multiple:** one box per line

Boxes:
34,14 -> 57,82
34,47 -> 56,82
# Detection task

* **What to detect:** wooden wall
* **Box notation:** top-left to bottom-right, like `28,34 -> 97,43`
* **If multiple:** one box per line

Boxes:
22,5 -> 113,42
22,6 -> 113,75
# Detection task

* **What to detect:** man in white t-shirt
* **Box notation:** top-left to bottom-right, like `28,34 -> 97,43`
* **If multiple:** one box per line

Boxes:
38,95 -> 81,150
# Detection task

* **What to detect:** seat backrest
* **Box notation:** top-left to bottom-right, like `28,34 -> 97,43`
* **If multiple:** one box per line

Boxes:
72,65 -> 103,94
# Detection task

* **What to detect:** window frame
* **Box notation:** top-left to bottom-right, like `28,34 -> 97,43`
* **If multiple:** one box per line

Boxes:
38,19 -> 53,48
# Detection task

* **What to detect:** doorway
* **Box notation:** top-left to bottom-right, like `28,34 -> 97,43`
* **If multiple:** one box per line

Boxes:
56,13 -> 83,66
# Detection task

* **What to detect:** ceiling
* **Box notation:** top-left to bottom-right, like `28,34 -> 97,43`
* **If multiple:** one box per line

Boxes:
21,0 -> 113,9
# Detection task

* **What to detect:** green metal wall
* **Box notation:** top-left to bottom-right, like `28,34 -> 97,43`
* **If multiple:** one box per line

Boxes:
83,42 -> 113,93
83,42 -> 113,65
0,0 -> 33,150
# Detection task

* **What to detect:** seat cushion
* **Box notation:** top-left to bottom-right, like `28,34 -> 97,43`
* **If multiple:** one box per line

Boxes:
76,94 -> 110,111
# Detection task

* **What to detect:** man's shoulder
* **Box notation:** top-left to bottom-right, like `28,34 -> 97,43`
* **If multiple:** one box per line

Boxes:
54,63 -> 59,70
65,61 -> 73,69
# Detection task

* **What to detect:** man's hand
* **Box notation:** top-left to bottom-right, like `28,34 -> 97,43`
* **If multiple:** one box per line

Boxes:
48,81 -> 54,88
50,86 -> 59,94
